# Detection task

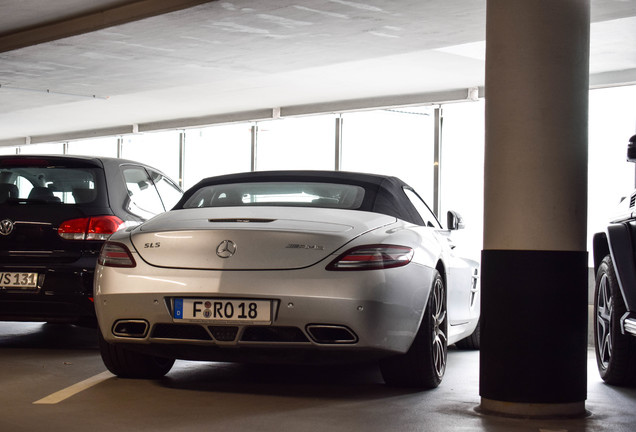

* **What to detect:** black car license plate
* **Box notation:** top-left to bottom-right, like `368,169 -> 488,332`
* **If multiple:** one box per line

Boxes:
0,272 -> 38,290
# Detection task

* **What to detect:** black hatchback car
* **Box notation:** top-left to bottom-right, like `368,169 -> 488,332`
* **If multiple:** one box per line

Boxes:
0,155 -> 182,325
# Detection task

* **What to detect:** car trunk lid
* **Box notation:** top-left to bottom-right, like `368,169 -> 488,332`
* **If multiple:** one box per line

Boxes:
131,207 -> 395,270
0,156 -> 110,265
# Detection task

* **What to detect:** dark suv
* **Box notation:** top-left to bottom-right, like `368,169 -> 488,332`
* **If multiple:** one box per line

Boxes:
0,155 -> 182,325
593,134 -> 636,385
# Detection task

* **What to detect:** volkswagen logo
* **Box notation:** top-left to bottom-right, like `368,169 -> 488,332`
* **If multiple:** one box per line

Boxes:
0,219 -> 14,236
216,240 -> 237,258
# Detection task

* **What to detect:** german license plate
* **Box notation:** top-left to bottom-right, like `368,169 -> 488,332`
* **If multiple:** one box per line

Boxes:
173,298 -> 271,324
0,272 -> 38,289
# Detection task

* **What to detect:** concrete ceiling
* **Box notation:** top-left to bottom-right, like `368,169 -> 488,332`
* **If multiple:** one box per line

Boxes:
0,0 -> 635,146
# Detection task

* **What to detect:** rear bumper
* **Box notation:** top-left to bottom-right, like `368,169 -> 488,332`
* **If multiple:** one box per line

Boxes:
0,260 -> 96,323
0,296 -> 95,324
94,261 -> 434,362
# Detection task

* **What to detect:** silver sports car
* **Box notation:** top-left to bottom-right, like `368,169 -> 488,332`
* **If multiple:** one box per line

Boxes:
95,170 -> 480,388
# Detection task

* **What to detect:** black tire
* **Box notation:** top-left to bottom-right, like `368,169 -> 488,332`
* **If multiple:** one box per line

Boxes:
380,270 -> 447,389
594,255 -> 636,385
455,319 -> 480,350
98,328 -> 175,379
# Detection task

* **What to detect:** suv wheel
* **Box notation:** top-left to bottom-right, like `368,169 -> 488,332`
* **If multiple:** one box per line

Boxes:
594,255 -> 636,385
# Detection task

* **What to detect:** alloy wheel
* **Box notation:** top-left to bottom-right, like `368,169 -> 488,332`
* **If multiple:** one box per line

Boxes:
596,273 -> 613,371
431,277 -> 447,378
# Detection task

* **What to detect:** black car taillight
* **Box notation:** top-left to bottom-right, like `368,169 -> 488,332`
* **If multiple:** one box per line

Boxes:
58,216 -> 124,240
326,245 -> 414,271
98,241 -> 136,268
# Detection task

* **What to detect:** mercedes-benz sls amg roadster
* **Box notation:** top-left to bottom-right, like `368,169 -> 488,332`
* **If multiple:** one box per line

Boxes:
95,170 -> 480,388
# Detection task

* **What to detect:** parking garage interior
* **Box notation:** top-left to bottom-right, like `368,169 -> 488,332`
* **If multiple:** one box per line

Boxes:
1,0 -> 636,431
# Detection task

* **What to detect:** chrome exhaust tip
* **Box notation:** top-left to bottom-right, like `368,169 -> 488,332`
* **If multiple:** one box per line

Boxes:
306,325 -> 358,344
112,320 -> 149,338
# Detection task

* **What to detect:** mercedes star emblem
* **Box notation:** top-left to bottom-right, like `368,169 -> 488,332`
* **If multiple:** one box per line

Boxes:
0,219 -> 14,236
216,240 -> 237,258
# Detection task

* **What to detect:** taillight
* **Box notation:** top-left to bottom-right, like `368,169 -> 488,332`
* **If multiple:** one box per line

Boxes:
326,245 -> 414,271
98,241 -> 136,268
58,216 -> 124,240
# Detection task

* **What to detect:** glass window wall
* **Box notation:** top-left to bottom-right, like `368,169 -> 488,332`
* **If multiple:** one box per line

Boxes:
6,83 -> 635,270
0,147 -> 17,155
183,123 -> 252,190
67,137 -> 118,157
341,107 -> 435,204
256,115 -> 336,172
120,131 -> 181,185
440,100 -> 485,261
18,143 -> 64,154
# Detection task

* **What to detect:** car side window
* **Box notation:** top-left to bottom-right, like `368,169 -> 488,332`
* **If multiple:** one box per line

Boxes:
122,167 -> 166,219
403,188 -> 442,228
147,169 -> 182,210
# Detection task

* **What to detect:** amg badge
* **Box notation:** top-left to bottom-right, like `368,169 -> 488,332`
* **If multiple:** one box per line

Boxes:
286,244 -> 325,250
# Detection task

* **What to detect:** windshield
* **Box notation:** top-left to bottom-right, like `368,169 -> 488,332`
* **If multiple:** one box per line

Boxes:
0,163 -> 104,205
183,182 -> 365,210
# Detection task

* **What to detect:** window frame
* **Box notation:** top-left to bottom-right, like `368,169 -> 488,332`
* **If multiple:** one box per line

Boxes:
403,187 -> 442,229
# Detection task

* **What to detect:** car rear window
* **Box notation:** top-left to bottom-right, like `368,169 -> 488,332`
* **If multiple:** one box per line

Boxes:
0,160 -> 105,206
182,182 -> 366,210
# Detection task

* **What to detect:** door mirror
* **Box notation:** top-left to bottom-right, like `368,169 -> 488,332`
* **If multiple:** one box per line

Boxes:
627,134 -> 636,162
447,210 -> 465,230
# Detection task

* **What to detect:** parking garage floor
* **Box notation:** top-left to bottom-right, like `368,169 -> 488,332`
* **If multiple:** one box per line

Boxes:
1,321 -> 635,432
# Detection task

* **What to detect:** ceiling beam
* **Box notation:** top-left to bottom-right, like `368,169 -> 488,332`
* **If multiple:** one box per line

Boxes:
0,88 -> 485,147
589,68 -> 636,89
281,88 -> 484,117
0,0 -> 216,53
138,109 -> 277,132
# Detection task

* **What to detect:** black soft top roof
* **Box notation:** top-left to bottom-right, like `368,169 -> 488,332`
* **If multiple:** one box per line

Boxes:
176,170 -> 429,225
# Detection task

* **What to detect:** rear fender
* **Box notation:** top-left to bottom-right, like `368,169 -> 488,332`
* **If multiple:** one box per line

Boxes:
592,232 -> 610,272
605,222 -> 636,312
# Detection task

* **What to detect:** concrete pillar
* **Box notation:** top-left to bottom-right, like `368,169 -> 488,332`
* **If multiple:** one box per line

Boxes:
480,0 -> 590,417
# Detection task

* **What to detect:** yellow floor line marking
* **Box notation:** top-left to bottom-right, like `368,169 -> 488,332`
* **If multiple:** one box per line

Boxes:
33,371 -> 113,405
